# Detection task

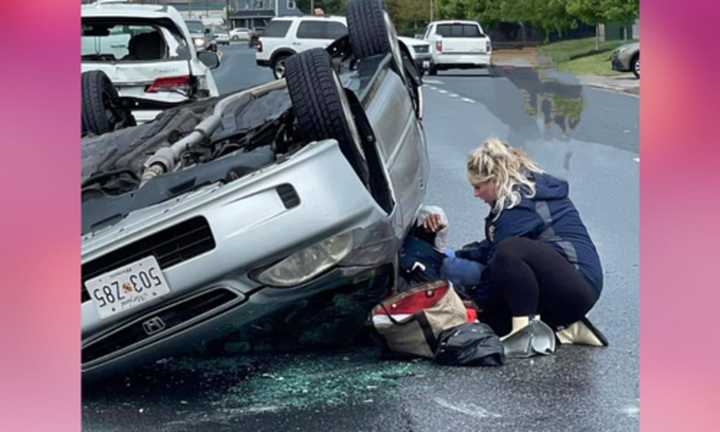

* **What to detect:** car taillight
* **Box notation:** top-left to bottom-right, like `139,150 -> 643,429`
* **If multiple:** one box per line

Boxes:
146,75 -> 191,93
435,40 -> 442,53
256,40 -> 263,52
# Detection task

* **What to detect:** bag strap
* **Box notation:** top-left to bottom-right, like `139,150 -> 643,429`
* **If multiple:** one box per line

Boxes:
415,312 -> 438,352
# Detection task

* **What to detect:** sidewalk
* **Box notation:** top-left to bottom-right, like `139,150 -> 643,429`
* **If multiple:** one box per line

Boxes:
492,48 -> 639,96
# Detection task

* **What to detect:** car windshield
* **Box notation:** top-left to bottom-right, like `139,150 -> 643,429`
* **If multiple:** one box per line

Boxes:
186,21 -> 205,33
81,19 -> 190,62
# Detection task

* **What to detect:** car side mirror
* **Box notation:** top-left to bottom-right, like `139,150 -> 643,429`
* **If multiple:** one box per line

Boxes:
204,28 -> 210,34
198,50 -> 220,69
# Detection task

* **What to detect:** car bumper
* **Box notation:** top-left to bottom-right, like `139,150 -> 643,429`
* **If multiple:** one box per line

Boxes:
82,263 -> 392,380
413,53 -> 433,71
256,59 -> 271,68
611,55 -> 628,72
81,139 -> 399,378
433,53 -> 491,68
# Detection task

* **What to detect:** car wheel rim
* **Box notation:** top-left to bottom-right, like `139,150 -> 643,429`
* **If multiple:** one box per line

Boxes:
332,72 -> 365,162
101,87 -> 124,129
274,60 -> 286,79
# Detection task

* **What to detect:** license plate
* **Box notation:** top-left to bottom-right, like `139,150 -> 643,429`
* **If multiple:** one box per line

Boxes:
84,256 -> 171,320
422,60 -> 430,69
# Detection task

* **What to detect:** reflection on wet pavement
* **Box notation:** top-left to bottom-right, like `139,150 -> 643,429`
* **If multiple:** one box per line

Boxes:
494,66 -> 585,138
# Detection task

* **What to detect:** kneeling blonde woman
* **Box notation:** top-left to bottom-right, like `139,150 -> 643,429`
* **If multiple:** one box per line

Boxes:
424,138 -> 606,345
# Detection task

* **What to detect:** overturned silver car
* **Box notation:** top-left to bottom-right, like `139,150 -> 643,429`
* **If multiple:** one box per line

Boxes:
81,0 -> 428,378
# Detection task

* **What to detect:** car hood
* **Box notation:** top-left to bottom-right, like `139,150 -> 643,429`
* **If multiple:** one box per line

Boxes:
398,36 -> 429,46
618,42 -> 639,52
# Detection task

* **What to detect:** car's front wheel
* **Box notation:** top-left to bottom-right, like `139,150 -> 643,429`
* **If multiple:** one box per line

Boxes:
285,48 -> 370,186
272,54 -> 290,79
81,70 -> 134,137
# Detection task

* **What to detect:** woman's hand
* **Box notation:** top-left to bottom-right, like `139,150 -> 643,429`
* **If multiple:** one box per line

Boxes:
422,213 -> 446,233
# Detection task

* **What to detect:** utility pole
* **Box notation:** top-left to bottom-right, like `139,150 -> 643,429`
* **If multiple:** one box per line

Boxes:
310,0 -> 314,14
430,0 -> 434,22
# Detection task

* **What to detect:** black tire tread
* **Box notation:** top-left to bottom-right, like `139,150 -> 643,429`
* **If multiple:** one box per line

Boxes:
285,48 -> 369,185
82,70 -> 117,135
346,0 -> 391,59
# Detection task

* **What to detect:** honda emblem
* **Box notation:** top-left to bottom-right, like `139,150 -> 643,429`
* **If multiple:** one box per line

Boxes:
142,316 -> 166,335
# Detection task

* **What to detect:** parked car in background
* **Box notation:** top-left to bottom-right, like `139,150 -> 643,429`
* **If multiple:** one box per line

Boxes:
81,1 -> 220,135
256,16 -> 348,79
611,42 -> 639,78
81,0 -> 427,379
185,19 -> 215,52
229,27 -> 251,41
398,36 -> 433,76
210,25 -> 230,45
423,20 -> 492,75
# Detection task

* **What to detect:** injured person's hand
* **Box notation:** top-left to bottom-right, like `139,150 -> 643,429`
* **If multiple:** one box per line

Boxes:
416,205 -> 449,251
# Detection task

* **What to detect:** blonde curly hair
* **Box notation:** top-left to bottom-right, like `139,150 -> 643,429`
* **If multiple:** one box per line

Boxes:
467,138 -> 544,219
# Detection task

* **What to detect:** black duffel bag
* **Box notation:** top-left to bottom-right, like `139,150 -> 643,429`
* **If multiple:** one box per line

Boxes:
434,322 -> 505,367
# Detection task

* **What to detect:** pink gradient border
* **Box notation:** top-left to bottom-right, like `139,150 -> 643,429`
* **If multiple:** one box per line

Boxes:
2,0 -> 720,430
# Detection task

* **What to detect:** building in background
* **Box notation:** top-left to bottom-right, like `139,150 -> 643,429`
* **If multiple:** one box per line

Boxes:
227,0 -> 301,30
81,1 -> 301,29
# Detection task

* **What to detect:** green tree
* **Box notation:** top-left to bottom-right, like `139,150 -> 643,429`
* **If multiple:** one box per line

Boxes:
601,0 -> 639,40
565,0 -> 604,48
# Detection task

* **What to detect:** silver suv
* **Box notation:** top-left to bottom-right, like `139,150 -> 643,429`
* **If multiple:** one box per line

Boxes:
81,0 -> 427,379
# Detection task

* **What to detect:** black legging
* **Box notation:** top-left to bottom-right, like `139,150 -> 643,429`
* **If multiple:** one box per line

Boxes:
478,237 -> 600,335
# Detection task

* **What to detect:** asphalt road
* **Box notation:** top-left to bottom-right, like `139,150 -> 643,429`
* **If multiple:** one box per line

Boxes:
83,45 -> 639,432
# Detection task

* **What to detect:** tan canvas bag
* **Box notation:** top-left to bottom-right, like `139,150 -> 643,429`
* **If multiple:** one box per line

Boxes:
370,281 -> 468,358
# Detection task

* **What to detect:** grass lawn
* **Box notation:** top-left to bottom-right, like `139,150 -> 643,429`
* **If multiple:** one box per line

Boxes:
558,51 -> 619,76
539,37 -> 635,76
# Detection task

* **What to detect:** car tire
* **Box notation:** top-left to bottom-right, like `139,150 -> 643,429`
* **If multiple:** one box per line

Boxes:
631,54 -> 639,79
81,70 -> 134,136
285,48 -> 370,186
346,0 -> 404,76
429,65 -> 437,76
271,53 -> 291,79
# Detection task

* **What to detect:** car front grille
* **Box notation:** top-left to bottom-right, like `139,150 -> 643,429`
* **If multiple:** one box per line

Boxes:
413,45 -> 430,53
82,288 -> 239,365
82,217 -> 215,303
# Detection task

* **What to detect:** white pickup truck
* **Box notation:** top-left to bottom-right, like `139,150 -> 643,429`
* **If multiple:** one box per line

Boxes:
423,20 -> 492,75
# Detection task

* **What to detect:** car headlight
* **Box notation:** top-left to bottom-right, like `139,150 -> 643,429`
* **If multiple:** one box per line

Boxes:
194,38 -> 205,47
253,232 -> 354,287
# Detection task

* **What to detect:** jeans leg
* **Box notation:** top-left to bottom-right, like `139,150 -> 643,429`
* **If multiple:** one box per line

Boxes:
441,255 -> 485,287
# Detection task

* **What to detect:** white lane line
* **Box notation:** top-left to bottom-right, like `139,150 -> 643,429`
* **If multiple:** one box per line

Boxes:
633,157 -> 639,163
436,89 -> 448,94
461,97 -> 476,104
448,93 -> 459,98
423,79 -> 444,85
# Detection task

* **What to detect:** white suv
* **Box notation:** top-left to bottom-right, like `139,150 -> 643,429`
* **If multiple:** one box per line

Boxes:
81,0 -> 220,133
256,16 -> 348,79
423,20 -> 492,75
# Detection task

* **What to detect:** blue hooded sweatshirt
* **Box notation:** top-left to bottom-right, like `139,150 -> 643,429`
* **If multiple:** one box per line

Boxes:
458,172 -> 603,293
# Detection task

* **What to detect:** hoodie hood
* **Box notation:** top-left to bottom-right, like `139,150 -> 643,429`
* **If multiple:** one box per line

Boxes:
530,172 -> 568,200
